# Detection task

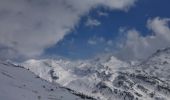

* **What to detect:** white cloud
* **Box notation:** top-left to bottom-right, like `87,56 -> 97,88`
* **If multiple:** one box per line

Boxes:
88,36 -> 114,49
85,18 -> 101,27
116,17 -> 170,61
107,40 -> 113,46
88,36 -> 105,45
88,39 -> 97,45
97,11 -> 109,17
0,0 -> 137,60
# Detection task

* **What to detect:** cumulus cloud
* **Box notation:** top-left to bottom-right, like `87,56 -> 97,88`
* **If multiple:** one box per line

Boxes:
116,17 -> 170,61
0,0 -> 136,60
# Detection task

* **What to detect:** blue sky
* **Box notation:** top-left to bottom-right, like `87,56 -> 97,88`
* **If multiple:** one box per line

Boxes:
44,0 -> 170,60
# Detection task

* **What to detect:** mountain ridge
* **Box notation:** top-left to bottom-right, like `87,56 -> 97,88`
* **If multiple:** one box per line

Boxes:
20,48 -> 170,100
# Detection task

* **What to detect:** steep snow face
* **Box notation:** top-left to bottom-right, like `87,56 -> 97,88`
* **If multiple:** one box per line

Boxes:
138,48 -> 170,82
21,53 -> 170,100
22,59 -> 91,85
0,60 -> 95,100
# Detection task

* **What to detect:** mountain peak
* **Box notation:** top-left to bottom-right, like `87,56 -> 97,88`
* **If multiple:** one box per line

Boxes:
150,47 -> 170,58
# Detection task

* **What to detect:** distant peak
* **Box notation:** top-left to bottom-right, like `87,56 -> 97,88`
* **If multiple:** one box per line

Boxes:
156,47 -> 170,53
148,47 -> 170,59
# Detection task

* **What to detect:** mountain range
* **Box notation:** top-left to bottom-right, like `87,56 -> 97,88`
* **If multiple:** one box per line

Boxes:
19,48 -> 170,100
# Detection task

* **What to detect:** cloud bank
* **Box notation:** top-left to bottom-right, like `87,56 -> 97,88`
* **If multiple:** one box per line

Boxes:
116,17 -> 170,61
0,0 -> 136,60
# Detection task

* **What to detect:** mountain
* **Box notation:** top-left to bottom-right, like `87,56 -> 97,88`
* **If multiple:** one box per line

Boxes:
0,60 -> 96,100
20,48 -> 170,100
21,56 -> 131,99
137,48 -> 170,82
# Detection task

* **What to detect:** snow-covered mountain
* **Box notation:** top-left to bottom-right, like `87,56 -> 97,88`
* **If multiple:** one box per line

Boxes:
21,56 -> 130,100
138,48 -> 170,82
18,48 -> 170,100
0,60 -> 96,100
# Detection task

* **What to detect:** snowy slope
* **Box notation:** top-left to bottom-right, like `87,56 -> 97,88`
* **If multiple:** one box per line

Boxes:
21,56 -> 130,99
0,60 -> 95,100
20,49 -> 170,100
138,48 -> 170,82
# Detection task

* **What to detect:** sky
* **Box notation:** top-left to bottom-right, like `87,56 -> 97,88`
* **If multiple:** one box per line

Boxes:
0,0 -> 170,61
